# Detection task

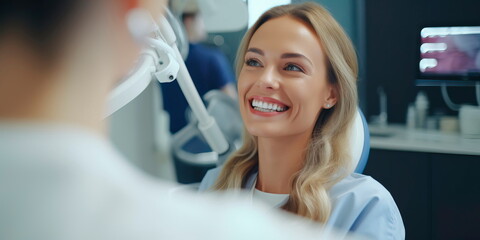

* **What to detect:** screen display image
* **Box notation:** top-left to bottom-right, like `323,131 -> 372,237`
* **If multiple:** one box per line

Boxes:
420,26 -> 480,77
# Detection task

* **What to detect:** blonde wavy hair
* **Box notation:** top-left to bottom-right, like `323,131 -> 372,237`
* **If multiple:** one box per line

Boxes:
212,2 -> 358,223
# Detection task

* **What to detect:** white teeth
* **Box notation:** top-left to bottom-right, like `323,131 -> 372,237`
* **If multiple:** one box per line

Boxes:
254,107 -> 274,112
251,99 -> 288,112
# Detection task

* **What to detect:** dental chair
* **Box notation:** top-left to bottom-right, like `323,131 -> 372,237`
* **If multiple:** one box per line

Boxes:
172,91 -> 370,184
351,107 -> 370,173
172,90 -> 243,183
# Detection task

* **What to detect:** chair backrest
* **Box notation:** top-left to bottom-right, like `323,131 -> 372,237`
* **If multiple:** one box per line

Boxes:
350,109 -> 370,174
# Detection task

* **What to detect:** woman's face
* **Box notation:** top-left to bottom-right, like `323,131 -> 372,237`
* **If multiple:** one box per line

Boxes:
238,16 -> 336,139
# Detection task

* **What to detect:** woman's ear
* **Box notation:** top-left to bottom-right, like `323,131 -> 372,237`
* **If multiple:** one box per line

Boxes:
324,85 -> 337,109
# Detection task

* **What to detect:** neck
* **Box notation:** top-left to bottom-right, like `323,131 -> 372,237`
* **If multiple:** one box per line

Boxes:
256,132 -> 311,194
0,73 -> 108,135
0,36 -> 109,135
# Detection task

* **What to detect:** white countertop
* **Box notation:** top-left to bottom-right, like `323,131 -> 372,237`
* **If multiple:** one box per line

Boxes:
369,124 -> 480,156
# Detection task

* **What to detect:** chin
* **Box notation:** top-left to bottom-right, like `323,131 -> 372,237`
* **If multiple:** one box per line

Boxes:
245,123 -> 288,138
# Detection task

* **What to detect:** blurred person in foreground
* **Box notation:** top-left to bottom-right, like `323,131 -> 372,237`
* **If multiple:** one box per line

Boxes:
0,0 -> 360,239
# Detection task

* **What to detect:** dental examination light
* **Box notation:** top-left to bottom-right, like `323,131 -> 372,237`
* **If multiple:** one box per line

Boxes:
107,7 -> 230,157
154,15 -> 230,156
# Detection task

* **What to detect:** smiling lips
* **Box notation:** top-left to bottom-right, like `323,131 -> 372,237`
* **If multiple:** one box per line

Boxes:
248,96 -> 290,116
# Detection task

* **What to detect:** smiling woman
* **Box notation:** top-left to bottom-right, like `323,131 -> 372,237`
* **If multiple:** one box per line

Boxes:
199,2 -> 405,239
239,15 -> 334,139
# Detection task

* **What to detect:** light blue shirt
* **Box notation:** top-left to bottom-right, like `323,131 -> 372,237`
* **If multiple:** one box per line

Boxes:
199,167 -> 406,240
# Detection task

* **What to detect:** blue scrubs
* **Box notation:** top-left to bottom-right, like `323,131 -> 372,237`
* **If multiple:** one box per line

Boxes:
199,167 -> 406,240
161,43 -> 235,133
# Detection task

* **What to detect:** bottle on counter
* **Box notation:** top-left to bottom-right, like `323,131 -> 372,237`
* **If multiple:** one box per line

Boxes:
406,104 -> 416,129
415,91 -> 429,129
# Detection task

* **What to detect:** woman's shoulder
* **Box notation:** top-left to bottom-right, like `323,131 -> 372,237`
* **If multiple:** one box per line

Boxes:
329,173 -> 392,199
327,173 -> 405,239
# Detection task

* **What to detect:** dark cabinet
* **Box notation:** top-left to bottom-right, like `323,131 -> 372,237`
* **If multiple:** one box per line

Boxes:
364,150 -> 480,240
431,154 -> 480,240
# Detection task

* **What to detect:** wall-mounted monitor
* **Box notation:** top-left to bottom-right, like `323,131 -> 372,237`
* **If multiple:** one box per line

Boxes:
417,26 -> 480,86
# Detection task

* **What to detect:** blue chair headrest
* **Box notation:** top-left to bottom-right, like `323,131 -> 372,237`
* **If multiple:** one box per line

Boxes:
350,109 -> 370,173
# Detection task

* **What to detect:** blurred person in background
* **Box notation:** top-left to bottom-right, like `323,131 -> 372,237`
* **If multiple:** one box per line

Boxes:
163,0 -> 237,134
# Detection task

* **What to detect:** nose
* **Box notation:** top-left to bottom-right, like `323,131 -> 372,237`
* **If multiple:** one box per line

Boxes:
256,67 -> 280,90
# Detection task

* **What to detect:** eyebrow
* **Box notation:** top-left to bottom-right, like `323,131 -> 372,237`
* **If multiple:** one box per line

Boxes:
280,53 -> 313,66
246,48 -> 264,55
246,48 -> 313,66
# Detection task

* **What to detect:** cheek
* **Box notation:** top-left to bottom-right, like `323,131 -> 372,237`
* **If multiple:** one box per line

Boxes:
298,96 -> 322,124
114,12 -> 141,76
108,1 -> 143,78
237,70 -> 253,100
290,82 -> 326,123
117,36 -> 140,77
90,3 -> 141,84
237,71 -> 250,113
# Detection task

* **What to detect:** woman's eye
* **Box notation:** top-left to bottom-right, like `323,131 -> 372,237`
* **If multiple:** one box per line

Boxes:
284,64 -> 304,72
245,59 -> 262,67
